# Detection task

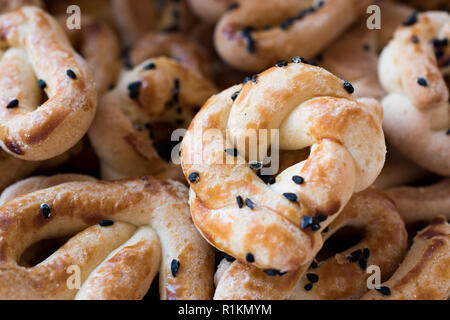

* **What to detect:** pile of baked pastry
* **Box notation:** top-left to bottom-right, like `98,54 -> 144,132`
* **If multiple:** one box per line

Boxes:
0,0 -> 448,300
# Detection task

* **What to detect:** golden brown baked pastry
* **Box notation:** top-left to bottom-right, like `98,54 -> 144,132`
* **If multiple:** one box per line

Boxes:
0,177 -> 215,300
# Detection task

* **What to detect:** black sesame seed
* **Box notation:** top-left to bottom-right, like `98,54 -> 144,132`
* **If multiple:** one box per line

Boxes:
347,249 -> 362,262
143,62 -> 156,70
246,253 -> 255,263
236,195 -> 244,208
231,91 -> 240,101
283,193 -> 298,202
359,258 -> 368,270
343,82 -> 354,94
99,220 -> 114,227
264,269 -> 278,277
417,77 -> 428,86
225,148 -> 239,157
376,286 -> 391,296
188,172 -> 200,183
315,214 -> 327,223
38,79 -> 47,89
363,248 -> 370,259
306,273 -> 319,283
276,61 -> 289,67
292,175 -> 304,185
403,12 -> 418,26
6,99 -> 19,109
310,261 -> 318,269
171,259 -> 180,277
322,226 -> 329,233
224,254 -> 236,262
267,177 -> 276,185
304,283 -> 313,291
66,69 -> 77,79
310,223 -> 321,231
301,216 -> 313,229
249,161 -> 262,169
411,35 -> 419,44
40,203 -> 51,219
292,56 -> 305,64
226,2 -> 239,11
245,198 -> 255,209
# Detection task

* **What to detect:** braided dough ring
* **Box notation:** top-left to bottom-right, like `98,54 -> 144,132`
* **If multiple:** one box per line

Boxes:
0,177 -> 215,300
214,0 -> 369,72
379,11 -> 450,175
362,216 -> 450,300
88,57 -> 217,181
386,178 -> 450,225
56,15 -> 121,94
0,7 -> 97,161
129,32 -> 212,77
214,188 -> 407,300
181,61 -> 386,272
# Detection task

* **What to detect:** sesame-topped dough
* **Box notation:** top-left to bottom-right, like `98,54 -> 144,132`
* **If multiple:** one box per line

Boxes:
181,60 -> 386,272
0,7 -> 97,161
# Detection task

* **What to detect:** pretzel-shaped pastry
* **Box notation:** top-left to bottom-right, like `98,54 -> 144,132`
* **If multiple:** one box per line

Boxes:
214,0 -> 369,72
56,15 -> 121,94
89,57 -> 217,181
129,32 -> 212,77
112,0 -> 195,45
386,178 -> 450,225
0,7 -> 97,161
362,216 -> 450,300
181,61 -> 386,272
214,188 -> 407,300
187,0 -> 234,23
379,11 -> 450,176
319,1 -> 413,100
0,177 -> 215,300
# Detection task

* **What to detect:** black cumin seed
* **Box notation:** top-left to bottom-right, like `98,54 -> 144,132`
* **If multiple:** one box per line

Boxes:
310,261 -> 318,269
306,273 -> 319,283
66,69 -> 77,79
292,175 -> 304,185
363,248 -> 370,259
224,254 -> 236,262
226,2 -> 239,11
310,223 -> 321,231
343,82 -> 354,94
417,77 -> 428,86
376,286 -> 391,296
171,259 -> 180,277
264,269 -> 278,277
403,12 -> 418,26
231,91 -> 240,101
304,283 -> 313,291
40,203 -> 51,219
38,79 -> 47,89
143,62 -> 156,70
246,253 -> 255,263
292,56 -> 305,64
245,198 -> 255,209
315,214 -> 327,223
267,177 -> 276,185
359,258 -> 368,270
283,193 -> 298,202
236,195 -> 244,208
322,226 -> 329,233
188,172 -> 200,183
6,99 -> 19,109
249,161 -> 262,169
276,61 -> 289,67
347,249 -> 362,262
301,216 -> 313,229
446,129 -> 450,135
99,220 -> 114,227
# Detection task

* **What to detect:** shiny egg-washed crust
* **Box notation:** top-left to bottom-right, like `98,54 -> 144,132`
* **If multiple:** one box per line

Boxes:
214,188 -> 407,300
112,0 -> 195,45
320,1 -> 413,100
0,141 -> 83,192
0,173 -> 96,205
0,0 -> 41,12
187,0 -> 234,23
0,177 -> 215,300
379,11 -> 450,175
56,15 -> 121,94
181,61 -> 386,272
89,57 -> 217,181
0,7 -> 97,161
130,32 -> 212,77
386,178 -> 450,224
362,217 -> 450,300
214,0 -> 369,72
